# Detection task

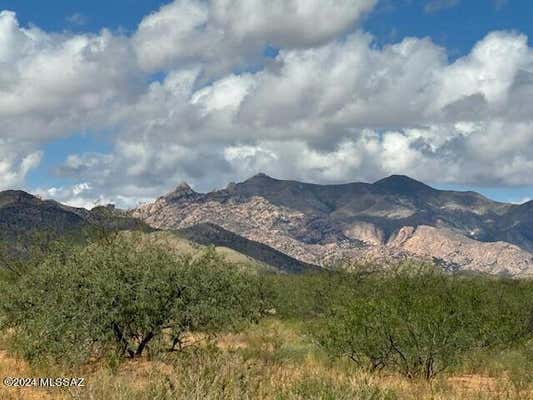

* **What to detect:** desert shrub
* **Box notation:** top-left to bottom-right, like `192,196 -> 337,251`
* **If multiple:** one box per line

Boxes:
313,269 -> 533,380
267,269 -> 367,321
0,233 -> 266,365
166,248 -> 271,351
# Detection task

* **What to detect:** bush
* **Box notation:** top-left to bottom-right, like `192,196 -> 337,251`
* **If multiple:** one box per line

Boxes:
267,269 -> 366,321
0,233 -> 266,365
313,269 -> 533,380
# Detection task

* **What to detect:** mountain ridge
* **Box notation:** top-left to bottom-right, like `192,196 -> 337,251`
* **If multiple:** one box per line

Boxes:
163,173 -> 517,206
2,174 -> 532,276
176,222 -> 320,274
0,188 -> 319,274
0,190 -> 148,256
132,173 -> 533,276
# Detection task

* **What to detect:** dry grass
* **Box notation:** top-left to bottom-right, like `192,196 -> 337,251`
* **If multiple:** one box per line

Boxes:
132,230 -> 265,268
0,350 -> 60,400
1,319 -> 532,400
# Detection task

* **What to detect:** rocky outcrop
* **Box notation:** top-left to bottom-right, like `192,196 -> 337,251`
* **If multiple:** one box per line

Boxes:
344,222 -> 385,245
387,226 -> 533,277
131,174 -> 533,276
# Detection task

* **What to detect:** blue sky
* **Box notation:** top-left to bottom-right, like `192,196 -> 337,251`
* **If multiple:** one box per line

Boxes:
26,133 -> 113,188
0,0 -> 162,33
1,0 -> 533,207
366,1 -> 532,56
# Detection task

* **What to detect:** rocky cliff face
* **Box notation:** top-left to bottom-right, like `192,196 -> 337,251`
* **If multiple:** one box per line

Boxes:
387,226 -> 533,277
131,174 -> 533,276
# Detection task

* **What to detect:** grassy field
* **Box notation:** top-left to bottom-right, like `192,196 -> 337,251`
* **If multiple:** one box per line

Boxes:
1,234 -> 533,399
1,319 -> 532,400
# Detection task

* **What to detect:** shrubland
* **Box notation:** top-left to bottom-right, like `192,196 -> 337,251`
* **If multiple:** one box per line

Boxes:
277,267 -> 533,380
0,233 -> 269,365
1,233 -> 533,399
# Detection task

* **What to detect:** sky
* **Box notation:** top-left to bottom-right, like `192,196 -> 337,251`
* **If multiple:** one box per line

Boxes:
1,0 -> 533,208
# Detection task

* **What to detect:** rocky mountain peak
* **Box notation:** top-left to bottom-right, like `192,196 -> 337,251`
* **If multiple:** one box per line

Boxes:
373,175 -> 435,195
244,173 -> 278,183
252,172 -> 272,179
163,182 -> 198,202
176,181 -> 192,191
0,190 -> 40,206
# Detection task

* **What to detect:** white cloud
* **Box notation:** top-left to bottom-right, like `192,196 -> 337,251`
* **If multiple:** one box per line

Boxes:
435,31 -> 530,109
35,183 -> 108,209
34,182 -> 155,209
133,0 -> 376,76
0,146 -> 42,190
1,2 -> 533,207
52,27 -> 533,204
208,0 -> 377,47
191,73 -> 255,115
0,15 -> 139,122
0,10 -> 143,194
133,0 -> 210,72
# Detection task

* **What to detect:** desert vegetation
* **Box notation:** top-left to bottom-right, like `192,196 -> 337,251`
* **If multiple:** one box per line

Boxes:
1,233 -> 533,399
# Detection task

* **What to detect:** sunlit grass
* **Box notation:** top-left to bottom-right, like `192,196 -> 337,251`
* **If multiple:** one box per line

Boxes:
1,319 -> 532,400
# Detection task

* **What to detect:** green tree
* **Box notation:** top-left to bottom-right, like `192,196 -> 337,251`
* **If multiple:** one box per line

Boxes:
0,234 -> 266,365
314,269 -> 533,380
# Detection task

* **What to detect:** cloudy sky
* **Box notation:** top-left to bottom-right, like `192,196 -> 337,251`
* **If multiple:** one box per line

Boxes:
1,0 -> 533,208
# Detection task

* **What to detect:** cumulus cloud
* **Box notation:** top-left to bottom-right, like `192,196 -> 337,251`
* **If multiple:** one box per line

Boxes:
0,9 -> 143,192
133,0 -> 376,76
435,32 -> 530,108
118,28 -> 533,195
208,0 -> 377,47
0,144 -> 42,190
0,11 -> 140,125
34,182 -> 101,209
1,1 -> 533,208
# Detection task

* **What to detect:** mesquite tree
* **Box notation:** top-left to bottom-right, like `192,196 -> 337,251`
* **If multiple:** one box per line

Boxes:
0,233 -> 266,365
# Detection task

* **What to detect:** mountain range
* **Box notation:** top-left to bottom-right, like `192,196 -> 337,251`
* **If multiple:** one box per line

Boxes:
1,174 -> 532,276
132,174 -> 533,277
0,188 -> 316,274
0,190 -> 147,257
